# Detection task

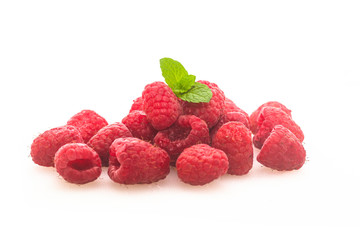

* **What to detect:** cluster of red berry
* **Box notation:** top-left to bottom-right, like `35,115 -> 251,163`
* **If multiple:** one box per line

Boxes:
30,79 -> 305,186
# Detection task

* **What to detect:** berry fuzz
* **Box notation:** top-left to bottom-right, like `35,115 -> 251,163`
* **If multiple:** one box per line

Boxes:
31,125 -> 83,167
257,125 -> 306,171
176,144 -> 229,186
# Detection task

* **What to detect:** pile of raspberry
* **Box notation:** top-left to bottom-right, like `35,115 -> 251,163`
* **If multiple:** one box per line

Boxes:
31,81 -> 306,186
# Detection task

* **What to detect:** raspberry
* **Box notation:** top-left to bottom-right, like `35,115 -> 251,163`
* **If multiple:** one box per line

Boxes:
108,137 -> 170,184
224,98 -> 249,121
210,112 -> 250,140
54,143 -> 102,184
30,125 -> 83,167
142,82 -> 182,130
154,115 -> 210,163
253,107 -> 304,149
182,80 -> 225,128
212,122 -> 253,175
129,97 -> 143,112
257,125 -> 306,171
176,144 -> 228,186
249,101 -> 292,134
122,110 -> 157,142
87,122 -> 132,167
67,110 -> 108,143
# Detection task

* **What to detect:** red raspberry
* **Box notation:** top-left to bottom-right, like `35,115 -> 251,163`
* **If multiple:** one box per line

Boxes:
176,144 -> 228,186
30,125 -> 83,167
253,107 -> 304,149
210,112 -> 250,140
108,137 -> 170,184
142,82 -> 182,130
257,125 -> 306,171
67,110 -> 108,143
129,97 -> 143,112
182,80 -> 225,128
154,115 -> 210,163
122,110 -> 157,142
87,122 -> 132,167
54,143 -> 102,184
212,122 -> 253,175
249,101 -> 292,134
224,98 -> 249,121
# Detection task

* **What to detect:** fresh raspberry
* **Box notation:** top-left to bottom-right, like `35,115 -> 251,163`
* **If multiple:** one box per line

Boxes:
253,107 -> 304,149
224,98 -> 250,121
154,115 -> 210,163
212,122 -> 253,175
249,101 -> 292,134
129,97 -> 143,112
87,122 -> 132,167
67,110 -> 108,143
108,137 -> 170,184
182,80 -> 225,128
257,125 -> 306,171
176,144 -> 228,185
210,112 -> 250,140
142,82 -> 182,130
54,143 -> 102,184
30,125 -> 83,167
122,110 -> 157,142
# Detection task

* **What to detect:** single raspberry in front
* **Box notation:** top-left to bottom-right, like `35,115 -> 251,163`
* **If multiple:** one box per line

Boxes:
87,122 -> 132,167
212,122 -> 253,175
122,110 -> 157,142
249,101 -> 292,134
257,125 -> 306,171
253,107 -> 304,149
176,144 -> 229,186
182,80 -> 225,128
54,143 -> 102,184
30,125 -> 84,167
108,137 -> 170,184
142,81 -> 182,130
154,115 -> 210,163
67,110 -> 108,143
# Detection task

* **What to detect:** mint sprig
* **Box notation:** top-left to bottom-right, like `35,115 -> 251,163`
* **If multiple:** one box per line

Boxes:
160,58 -> 212,103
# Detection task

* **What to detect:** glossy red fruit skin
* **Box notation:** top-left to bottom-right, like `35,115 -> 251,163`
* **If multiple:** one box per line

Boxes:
87,122 -> 132,167
182,80 -> 225,128
154,115 -> 210,163
176,144 -> 229,186
142,82 -> 182,130
253,107 -> 304,149
122,110 -> 157,142
54,143 -> 102,184
212,122 -> 253,175
257,125 -> 306,171
31,125 -> 84,167
108,137 -> 170,184
249,101 -> 292,134
129,97 -> 143,113
67,110 -> 108,143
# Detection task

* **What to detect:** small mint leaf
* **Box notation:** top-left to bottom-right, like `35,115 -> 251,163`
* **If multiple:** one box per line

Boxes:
178,82 -> 213,103
160,58 -> 188,90
177,74 -> 196,93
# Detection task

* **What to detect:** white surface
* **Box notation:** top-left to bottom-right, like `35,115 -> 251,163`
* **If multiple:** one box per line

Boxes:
1,1 -> 359,239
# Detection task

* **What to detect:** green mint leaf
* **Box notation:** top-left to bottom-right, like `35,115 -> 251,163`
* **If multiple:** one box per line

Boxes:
176,74 -> 196,93
160,58 -> 189,90
177,82 -> 213,103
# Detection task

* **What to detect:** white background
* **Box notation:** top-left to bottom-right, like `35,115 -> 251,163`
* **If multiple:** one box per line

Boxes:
1,0 -> 359,239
